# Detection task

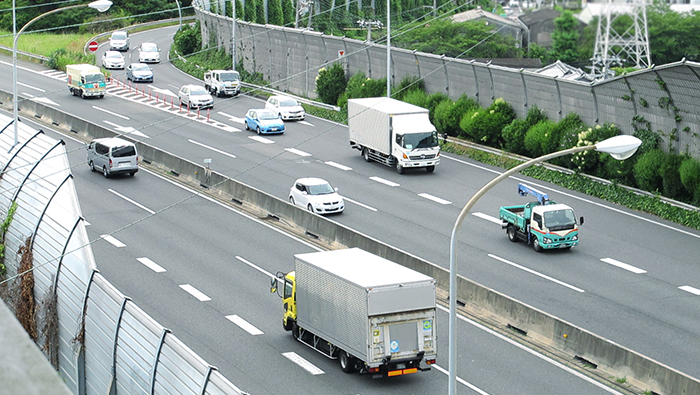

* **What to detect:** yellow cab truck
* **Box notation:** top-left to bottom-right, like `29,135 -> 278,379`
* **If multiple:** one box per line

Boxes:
66,64 -> 106,99
271,248 -> 437,378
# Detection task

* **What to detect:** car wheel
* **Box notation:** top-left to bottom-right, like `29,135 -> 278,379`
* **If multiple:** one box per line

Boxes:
289,196 -> 295,205
89,161 -> 96,172
245,121 -> 249,130
102,166 -> 110,178
307,204 -> 314,213
129,172 -> 136,177
256,126 -> 261,135
362,148 -> 370,162
507,225 -> 518,242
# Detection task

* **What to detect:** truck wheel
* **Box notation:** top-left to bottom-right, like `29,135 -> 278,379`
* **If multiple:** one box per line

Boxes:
362,148 -> 371,162
339,350 -> 356,373
291,323 -> 300,340
532,236 -> 543,252
426,165 -> 435,173
396,161 -> 405,174
507,225 -> 518,242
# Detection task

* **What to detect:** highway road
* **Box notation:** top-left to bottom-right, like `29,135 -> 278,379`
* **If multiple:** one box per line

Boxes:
2,24 -> 700,384
11,116 -> 621,395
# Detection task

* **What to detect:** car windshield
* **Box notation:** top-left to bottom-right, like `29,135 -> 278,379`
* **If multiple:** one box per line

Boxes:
132,64 -> 149,71
544,209 -> 576,230
142,43 -> 158,52
189,87 -> 208,95
221,71 -> 240,81
106,52 -> 122,59
85,74 -> 104,83
112,32 -> 126,40
402,131 -> 439,149
280,99 -> 299,107
307,183 -> 334,195
259,111 -> 279,120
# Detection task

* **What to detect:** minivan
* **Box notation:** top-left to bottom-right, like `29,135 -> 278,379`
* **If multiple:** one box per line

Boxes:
87,137 -> 138,178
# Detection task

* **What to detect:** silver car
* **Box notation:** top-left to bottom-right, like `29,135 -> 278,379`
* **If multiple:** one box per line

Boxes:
138,42 -> 160,63
126,63 -> 154,83
178,84 -> 214,110
87,137 -> 139,178
109,30 -> 129,51
101,51 -> 125,69
265,95 -> 306,121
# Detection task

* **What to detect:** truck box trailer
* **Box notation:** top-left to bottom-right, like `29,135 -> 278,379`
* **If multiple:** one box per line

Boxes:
348,97 -> 440,174
271,248 -> 437,377
66,64 -> 106,99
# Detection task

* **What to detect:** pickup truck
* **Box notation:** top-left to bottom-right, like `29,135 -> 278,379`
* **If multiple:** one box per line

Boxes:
500,183 -> 583,252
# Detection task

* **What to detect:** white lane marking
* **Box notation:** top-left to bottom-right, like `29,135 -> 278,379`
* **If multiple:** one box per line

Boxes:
370,176 -> 400,187
226,315 -> 264,335
102,121 -> 150,138
298,120 -> 314,127
343,196 -> 377,212
285,148 -> 312,157
489,254 -> 585,293
436,305 -> 625,395
222,125 -> 241,133
179,284 -> 211,301
324,161 -> 352,171
93,105 -> 130,120
108,188 -> 156,214
31,97 -> 60,106
600,258 -> 647,274
188,139 -> 237,158
282,352 -> 324,375
443,154 -> 700,240
18,82 -> 46,92
137,257 -> 166,273
101,235 -> 125,248
151,87 -> 176,97
679,285 -> 700,296
84,220 -> 91,226
249,136 -> 275,144
472,212 -> 503,225
432,364 -> 490,395
418,192 -> 451,205
218,112 -> 246,124
236,256 -> 277,278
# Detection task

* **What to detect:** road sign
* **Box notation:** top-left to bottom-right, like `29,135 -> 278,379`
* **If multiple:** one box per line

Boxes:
338,50 -> 345,57
88,41 -> 99,52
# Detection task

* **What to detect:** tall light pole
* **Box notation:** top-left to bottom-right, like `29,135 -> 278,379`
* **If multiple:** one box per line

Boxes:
386,0 -> 390,98
447,135 -> 642,395
231,0 -> 236,70
12,0 -> 112,151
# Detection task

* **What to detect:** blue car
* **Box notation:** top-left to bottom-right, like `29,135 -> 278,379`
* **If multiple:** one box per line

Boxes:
245,109 -> 285,134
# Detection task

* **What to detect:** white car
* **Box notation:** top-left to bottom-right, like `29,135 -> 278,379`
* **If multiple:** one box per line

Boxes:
138,42 -> 161,63
109,30 -> 129,51
101,50 -> 124,69
178,84 -> 214,109
289,178 -> 344,214
265,95 -> 305,121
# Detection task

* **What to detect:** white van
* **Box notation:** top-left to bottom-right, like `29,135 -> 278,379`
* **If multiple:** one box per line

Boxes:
87,137 -> 138,178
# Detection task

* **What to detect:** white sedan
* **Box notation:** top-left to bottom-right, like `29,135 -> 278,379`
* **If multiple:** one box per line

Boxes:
289,178 -> 344,214
138,42 -> 160,63
101,50 -> 124,69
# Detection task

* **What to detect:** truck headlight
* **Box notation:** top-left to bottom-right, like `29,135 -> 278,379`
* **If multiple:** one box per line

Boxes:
543,237 -> 552,244
572,235 -> 578,241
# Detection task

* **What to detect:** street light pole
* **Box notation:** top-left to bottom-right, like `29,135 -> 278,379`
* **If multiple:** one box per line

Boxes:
447,135 -> 642,395
231,0 -> 236,70
386,0 -> 390,98
11,0 -> 112,151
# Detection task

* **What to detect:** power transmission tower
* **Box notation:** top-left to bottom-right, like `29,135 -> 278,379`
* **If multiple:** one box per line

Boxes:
590,0 -> 651,80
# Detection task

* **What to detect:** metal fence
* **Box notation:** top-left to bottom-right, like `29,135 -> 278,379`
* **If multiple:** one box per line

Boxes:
0,113 -> 247,395
196,7 -> 700,158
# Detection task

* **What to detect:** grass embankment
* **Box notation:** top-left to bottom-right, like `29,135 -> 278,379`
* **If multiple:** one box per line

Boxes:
0,30 -> 93,56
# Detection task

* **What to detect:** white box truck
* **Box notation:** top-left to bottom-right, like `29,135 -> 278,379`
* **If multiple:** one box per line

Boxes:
348,97 -> 440,173
66,64 -> 106,99
271,248 -> 437,378
203,69 -> 241,97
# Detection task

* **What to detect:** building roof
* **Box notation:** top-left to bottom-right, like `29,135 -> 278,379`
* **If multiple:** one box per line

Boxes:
518,8 -> 560,25
534,60 -> 593,82
451,8 -> 527,30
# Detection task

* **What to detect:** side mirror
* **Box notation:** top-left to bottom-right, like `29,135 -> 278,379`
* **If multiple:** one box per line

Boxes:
301,191 -> 307,195
334,187 -> 339,192
579,216 -> 584,225
270,277 -> 277,294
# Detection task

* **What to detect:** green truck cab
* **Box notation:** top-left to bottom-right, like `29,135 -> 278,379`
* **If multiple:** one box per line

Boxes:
499,183 -> 583,252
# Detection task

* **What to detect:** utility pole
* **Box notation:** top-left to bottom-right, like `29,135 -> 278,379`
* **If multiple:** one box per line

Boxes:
307,1 -> 314,28
232,0 -> 236,70
356,19 -> 382,42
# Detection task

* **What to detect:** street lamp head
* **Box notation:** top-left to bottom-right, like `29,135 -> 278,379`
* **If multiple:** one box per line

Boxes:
595,135 -> 642,160
89,0 -> 113,12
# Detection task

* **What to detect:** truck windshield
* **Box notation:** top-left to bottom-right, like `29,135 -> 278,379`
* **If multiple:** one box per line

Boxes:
544,209 -> 576,231
85,74 -> 104,83
220,72 -> 240,81
402,131 -> 439,149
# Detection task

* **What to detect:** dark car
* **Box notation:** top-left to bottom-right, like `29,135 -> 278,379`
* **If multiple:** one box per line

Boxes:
126,63 -> 154,83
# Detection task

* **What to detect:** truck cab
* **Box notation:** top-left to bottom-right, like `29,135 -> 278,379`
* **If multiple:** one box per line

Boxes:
271,271 -> 296,331
204,70 -> 241,97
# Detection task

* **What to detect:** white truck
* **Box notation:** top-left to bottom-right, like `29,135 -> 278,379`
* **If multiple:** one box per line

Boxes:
271,248 -> 437,378
66,64 -> 106,99
203,69 -> 241,97
348,97 -> 441,173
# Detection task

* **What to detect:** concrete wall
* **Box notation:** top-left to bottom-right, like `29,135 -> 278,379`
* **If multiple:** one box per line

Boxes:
3,87 -> 698,394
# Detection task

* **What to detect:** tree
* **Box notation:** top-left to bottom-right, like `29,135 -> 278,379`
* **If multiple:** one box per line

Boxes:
281,0 -> 295,26
551,10 -> 580,63
255,0 -> 266,24
315,63 -> 347,105
244,0 -> 256,22
268,0 -> 284,25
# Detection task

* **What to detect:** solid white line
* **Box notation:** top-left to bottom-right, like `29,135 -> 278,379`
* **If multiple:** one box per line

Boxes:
436,305 -> 624,395
92,105 -> 130,120
108,189 -> 156,214
236,256 -> 276,279
600,258 -> 647,274
137,257 -> 166,273
100,235 -> 125,248
282,352 -> 325,375
343,196 -> 377,212
370,176 -> 399,187
226,315 -> 264,335
472,212 -> 503,225
285,148 -> 312,157
443,154 -> 700,240
188,139 -> 237,158
18,82 -> 46,92
179,284 -> 211,301
679,285 -> 700,296
298,120 -> 314,127
324,161 -> 352,171
432,364 -> 490,395
418,192 -> 452,205
489,254 -> 585,293
249,136 -> 275,144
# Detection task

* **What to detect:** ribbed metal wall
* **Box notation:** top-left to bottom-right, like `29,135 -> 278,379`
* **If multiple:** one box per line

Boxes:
197,8 -> 700,157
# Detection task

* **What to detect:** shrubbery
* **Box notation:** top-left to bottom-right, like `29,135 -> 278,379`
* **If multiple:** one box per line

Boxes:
47,49 -> 94,71
315,63 -> 346,105
460,98 -> 515,146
